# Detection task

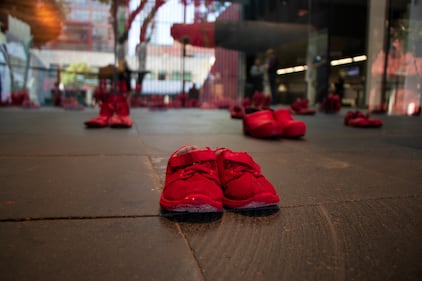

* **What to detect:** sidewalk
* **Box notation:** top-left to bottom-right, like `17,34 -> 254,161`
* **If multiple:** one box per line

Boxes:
0,107 -> 421,281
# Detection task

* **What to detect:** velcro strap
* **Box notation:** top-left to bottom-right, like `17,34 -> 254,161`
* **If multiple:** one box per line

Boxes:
170,150 -> 216,168
223,151 -> 261,172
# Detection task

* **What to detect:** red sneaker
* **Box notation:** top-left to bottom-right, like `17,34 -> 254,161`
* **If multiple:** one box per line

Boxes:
110,95 -> 133,128
273,109 -> 306,138
243,110 -> 283,138
160,145 -> 224,212
84,95 -> 115,128
216,148 -> 280,209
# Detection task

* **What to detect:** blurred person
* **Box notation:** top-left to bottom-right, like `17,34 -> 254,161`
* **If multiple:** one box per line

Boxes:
188,83 -> 200,107
265,49 -> 278,104
250,58 -> 265,94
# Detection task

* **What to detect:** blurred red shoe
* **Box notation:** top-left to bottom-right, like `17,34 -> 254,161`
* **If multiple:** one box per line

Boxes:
109,95 -> 133,128
243,110 -> 283,138
216,148 -> 279,209
290,98 -> 316,115
230,105 -> 244,119
344,111 -> 383,128
160,145 -> 224,212
84,95 -> 115,128
273,108 -> 306,138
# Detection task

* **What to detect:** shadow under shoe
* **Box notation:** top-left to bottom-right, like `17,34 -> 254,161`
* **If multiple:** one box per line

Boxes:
160,208 -> 223,223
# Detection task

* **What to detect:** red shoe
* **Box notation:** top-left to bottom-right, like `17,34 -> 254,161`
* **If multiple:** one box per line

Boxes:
84,95 -> 115,128
344,111 -> 383,128
160,145 -> 224,212
109,95 -> 133,128
273,109 -> 306,138
290,98 -> 316,115
230,105 -> 244,119
216,148 -> 279,209
243,110 -> 283,138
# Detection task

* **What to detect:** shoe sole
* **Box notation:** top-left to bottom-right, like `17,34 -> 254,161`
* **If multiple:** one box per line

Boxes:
110,124 -> 132,128
282,124 -> 306,138
160,194 -> 223,213
244,123 -> 283,138
223,192 -> 279,209
85,123 -> 108,128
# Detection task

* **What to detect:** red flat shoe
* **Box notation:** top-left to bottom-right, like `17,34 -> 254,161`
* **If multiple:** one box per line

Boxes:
216,148 -> 279,209
160,145 -> 224,213
344,111 -> 383,128
84,95 -> 115,128
273,109 -> 306,138
290,98 -> 316,115
243,110 -> 283,138
230,105 -> 244,119
109,95 -> 133,128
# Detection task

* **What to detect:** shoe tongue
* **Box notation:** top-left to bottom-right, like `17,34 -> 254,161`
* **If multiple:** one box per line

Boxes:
173,145 -> 201,156
170,146 -> 216,169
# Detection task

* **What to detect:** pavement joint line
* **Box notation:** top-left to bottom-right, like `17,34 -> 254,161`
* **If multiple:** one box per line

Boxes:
278,193 -> 421,210
2,194 -> 419,223
133,120 -> 142,136
0,154 -> 153,158
147,155 -> 164,190
0,214 -> 160,223
175,223 -> 207,281
318,204 -> 346,281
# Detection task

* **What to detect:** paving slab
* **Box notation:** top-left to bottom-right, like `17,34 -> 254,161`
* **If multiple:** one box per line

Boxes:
0,217 -> 203,281
178,196 -> 421,281
0,107 -> 421,281
0,156 -> 160,219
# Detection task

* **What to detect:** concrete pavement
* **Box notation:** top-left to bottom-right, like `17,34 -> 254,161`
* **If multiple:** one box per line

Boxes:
0,106 -> 421,281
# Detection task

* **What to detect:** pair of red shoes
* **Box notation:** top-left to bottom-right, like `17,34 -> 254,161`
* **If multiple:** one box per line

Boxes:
344,111 -> 383,128
290,98 -> 316,115
84,94 -> 133,128
229,93 -> 271,119
243,109 -> 306,138
160,145 -> 280,212
319,93 -> 342,113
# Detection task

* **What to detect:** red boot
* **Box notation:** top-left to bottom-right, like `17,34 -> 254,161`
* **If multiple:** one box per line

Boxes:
84,95 -> 115,128
109,94 -> 133,128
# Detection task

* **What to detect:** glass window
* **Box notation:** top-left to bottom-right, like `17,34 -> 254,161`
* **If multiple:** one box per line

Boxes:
68,9 -> 90,21
92,11 -> 108,23
145,72 -> 154,80
158,71 -> 167,80
184,71 -> 192,81
171,71 -> 180,80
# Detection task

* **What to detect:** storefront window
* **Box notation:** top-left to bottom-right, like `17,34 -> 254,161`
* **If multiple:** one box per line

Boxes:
367,0 -> 421,115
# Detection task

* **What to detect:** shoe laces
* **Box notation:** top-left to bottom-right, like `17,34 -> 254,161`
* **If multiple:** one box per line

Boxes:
180,161 -> 216,179
227,161 -> 262,178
